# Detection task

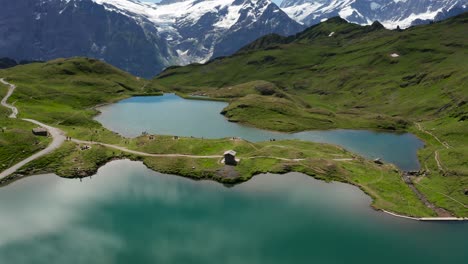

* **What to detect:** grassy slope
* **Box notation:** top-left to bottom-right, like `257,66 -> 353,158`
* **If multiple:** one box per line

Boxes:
0,82 -> 51,170
152,15 -> 468,216
0,57 -> 162,142
154,15 -> 467,131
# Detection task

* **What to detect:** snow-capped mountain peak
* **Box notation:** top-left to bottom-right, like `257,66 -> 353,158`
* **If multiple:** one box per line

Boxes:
87,0 -> 303,65
281,0 -> 468,29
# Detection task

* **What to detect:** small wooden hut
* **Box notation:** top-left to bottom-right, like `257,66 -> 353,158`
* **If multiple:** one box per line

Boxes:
223,150 -> 239,166
32,127 -> 48,137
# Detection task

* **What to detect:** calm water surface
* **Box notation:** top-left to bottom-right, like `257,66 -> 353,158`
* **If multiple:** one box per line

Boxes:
96,94 -> 425,171
0,160 -> 466,264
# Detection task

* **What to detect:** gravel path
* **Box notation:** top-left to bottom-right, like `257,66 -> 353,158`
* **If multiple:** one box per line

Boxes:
0,78 -> 18,118
415,123 -> 450,149
71,139 -> 223,159
0,119 -> 66,179
415,122 -> 449,173
0,79 -> 66,180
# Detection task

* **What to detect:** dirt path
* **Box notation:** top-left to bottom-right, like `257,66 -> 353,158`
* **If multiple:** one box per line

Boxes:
246,156 -> 305,162
415,123 -> 450,149
71,139 -> 223,159
0,119 -> 66,179
434,150 -> 445,172
0,78 -> 18,118
414,181 -> 467,209
247,156 -> 353,162
402,173 -> 453,217
0,79 -> 66,179
415,122 -> 449,173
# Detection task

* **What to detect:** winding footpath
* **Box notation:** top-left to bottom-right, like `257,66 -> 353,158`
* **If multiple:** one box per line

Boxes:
72,139 -> 224,159
0,78 -> 18,118
0,79 -> 66,180
415,123 -> 450,149
415,122 -> 449,173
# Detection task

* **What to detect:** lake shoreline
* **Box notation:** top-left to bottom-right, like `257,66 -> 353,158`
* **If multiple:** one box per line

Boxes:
101,93 -> 412,135
95,94 -> 424,170
4,157 -> 466,221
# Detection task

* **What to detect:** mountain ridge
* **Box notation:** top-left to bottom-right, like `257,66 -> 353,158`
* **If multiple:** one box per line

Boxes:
281,0 -> 468,29
0,0 -> 304,77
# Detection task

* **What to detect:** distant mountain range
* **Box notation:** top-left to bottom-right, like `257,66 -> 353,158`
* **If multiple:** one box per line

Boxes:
281,0 -> 468,29
0,0 -> 466,77
0,0 -> 303,77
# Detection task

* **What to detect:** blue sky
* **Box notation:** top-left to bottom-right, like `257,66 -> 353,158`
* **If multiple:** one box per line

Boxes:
146,0 -> 284,5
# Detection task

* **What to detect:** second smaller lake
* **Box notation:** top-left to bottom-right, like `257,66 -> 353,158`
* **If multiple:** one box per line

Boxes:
95,94 -> 425,171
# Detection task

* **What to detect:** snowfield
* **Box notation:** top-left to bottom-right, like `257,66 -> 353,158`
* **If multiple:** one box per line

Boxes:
281,0 -> 468,29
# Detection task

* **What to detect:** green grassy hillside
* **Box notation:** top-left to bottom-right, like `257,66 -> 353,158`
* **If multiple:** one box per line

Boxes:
0,57 -> 162,141
0,85 -> 51,170
2,57 -> 152,125
0,57 -> 158,172
154,14 -> 467,131
152,14 -> 468,216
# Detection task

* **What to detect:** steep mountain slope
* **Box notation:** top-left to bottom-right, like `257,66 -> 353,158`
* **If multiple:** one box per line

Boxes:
0,0 -> 303,77
281,0 -> 468,28
0,58 -> 18,69
0,0 -> 170,78
94,0 -> 304,63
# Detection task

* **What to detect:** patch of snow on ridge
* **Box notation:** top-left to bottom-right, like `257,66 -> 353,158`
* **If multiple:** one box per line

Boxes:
281,2 -> 323,24
338,6 -> 354,19
213,4 -> 244,28
92,0 -> 261,30
382,9 -> 445,29
280,0 -> 467,29
370,2 -> 381,11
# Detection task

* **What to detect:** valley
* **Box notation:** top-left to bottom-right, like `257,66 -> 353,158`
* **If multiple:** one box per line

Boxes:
0,2 -> 467,263
0,59 -> 435,218
0,10 -> 465,226
0,35 -> 466,217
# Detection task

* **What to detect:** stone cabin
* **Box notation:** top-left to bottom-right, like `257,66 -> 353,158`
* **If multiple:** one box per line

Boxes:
32,127 -> 48,137
223,150 -> 239,166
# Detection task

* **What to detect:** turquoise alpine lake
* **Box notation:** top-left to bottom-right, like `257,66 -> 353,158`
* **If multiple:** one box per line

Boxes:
0,160 -> 466,264
95,94 -> 425,171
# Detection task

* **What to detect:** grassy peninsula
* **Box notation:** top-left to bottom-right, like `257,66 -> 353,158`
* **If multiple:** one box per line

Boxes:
1,14 -> 467,218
